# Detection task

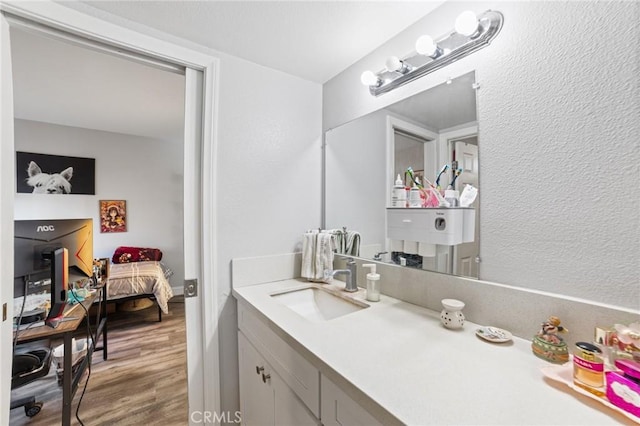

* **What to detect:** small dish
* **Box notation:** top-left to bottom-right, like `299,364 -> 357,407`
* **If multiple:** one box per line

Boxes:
476,326 -> 513,343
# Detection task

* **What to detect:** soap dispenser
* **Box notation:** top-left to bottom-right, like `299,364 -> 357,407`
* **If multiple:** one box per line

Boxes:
362,263 -> 380,302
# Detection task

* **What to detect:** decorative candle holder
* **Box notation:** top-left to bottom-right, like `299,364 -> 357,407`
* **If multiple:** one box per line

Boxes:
440,299 -> 465,329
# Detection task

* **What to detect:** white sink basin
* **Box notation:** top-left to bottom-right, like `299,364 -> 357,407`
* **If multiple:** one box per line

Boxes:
271,286 -> 367,322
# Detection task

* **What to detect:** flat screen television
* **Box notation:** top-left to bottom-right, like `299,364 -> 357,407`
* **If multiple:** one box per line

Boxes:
14,218 -> 94,298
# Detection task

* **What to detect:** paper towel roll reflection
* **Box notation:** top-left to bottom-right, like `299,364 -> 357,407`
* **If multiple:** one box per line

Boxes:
418,243 -> 436,257
403,240 -> 418,254
389,239 -> 404,252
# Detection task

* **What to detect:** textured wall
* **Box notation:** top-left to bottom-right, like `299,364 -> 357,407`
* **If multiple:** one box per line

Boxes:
323,1 -> 640,309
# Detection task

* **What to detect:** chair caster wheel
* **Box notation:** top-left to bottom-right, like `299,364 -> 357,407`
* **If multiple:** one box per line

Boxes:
24,401 -> 42,417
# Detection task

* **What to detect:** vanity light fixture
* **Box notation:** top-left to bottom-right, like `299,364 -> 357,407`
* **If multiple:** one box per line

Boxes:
361,10 -> 503,96
415,35 -> 442,59
385,56 -> 413,74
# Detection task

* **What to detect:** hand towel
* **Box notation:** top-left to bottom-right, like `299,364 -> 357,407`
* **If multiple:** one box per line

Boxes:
315,232 -> 334,282
344,231 -> 361,256
301,231 -> 316,280
302,230 -> 334,282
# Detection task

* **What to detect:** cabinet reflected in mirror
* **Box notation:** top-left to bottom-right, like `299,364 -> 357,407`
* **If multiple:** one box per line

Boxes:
325,71 -> 480,278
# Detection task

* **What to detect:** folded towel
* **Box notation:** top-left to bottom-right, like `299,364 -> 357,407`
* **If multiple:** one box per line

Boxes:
301,231 -> 316,280
344,231 -> 361,256
329,229 -> 361,256
302,231 -> 334,282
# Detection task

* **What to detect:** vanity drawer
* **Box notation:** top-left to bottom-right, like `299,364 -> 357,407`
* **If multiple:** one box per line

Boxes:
238,302 -> 320,417
387,208 -> 473,245
387,209 -> 432,241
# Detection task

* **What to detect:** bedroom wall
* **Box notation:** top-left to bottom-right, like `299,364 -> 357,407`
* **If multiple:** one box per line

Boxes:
13,119 -> 185,293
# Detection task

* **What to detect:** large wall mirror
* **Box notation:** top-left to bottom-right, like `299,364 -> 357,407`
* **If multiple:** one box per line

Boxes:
325,71 -> 480,278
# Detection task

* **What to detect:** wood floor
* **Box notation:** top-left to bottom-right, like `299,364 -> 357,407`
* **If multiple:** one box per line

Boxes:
10,297 -> 188,426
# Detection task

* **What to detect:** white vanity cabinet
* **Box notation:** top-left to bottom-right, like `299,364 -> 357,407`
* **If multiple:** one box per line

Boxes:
320,375 -> 383,426
238,333 -> 318,426
237,302 -> 320,425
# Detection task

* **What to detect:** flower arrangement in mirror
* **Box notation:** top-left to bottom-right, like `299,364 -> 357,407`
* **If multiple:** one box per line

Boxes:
531,316 -> 570,364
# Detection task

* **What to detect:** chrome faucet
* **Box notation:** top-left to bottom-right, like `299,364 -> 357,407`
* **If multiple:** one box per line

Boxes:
326,258 -> 358,292
373,251 -> 388,261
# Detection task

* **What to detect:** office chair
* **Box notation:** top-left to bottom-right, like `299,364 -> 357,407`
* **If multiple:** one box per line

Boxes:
11,348 -> 52,417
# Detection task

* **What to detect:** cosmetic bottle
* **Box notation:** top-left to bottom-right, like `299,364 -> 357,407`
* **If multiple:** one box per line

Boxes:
594,326 -> 616,369
362,263 -> 380,302
391,174 -> 406,207
573,341 -> 605,397
409,182 -> 422,208
444,189 -> 459,207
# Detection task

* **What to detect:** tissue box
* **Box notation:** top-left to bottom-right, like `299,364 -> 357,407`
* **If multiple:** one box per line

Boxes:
606,371 -> 640,418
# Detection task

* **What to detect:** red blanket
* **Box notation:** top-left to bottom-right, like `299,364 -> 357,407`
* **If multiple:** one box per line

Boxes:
112,246 -> 163,264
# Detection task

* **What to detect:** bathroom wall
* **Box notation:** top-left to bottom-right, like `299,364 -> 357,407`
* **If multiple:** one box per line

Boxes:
14,119 -> 185,292
215,58 -> 323,415
323,1 -> 640,310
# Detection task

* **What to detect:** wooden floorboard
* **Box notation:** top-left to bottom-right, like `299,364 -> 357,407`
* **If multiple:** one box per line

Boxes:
10,297 -> 188,426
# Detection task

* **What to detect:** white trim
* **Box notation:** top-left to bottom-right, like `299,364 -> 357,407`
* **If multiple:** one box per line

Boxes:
437,124 -> 478,190
386,115 -> 438,204
438,125 -> 479,277
0,0 -> 220,421
200,57 -> 221,416
0,13 -> 16,425
4,13 -> 185,75
385,116 -> 438,255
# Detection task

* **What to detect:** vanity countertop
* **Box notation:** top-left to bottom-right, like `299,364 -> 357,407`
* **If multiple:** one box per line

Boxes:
232,279 -> 631,425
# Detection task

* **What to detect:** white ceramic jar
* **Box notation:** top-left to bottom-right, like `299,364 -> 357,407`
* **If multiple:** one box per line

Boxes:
440,298 -> 465,329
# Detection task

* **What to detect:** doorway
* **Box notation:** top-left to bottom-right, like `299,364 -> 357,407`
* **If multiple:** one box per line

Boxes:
1,5 -> 219,424
8,25 -> 189,425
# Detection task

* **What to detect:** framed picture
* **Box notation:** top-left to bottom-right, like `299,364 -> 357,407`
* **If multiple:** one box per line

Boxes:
100,200 -> 127,233
16,151 -> 96,194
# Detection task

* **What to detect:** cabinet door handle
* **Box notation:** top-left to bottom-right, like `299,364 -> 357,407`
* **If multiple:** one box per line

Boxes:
402,219 -> 412,223
256,366 -> 264,375
262,373 -> 271,383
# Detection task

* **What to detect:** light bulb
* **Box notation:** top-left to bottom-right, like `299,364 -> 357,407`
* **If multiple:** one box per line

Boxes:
415,35 -> 440,58
455,10 -> 479,37
385,56 -> 402,72
360,70 -> 379,86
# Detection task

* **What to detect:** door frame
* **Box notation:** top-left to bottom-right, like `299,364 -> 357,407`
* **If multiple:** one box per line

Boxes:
438,125 -> 479,276
0,2 -> 220,424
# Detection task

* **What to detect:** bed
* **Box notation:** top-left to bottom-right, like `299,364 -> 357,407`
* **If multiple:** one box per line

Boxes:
105,246 -> 174,321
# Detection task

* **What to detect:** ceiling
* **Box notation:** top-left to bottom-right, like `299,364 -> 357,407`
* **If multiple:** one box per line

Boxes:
63,1 -> 445,84
11,29 -> 186,140
11,1 -> 445,139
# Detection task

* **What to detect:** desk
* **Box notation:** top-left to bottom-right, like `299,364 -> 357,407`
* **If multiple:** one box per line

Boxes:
14,286 -> 108,426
